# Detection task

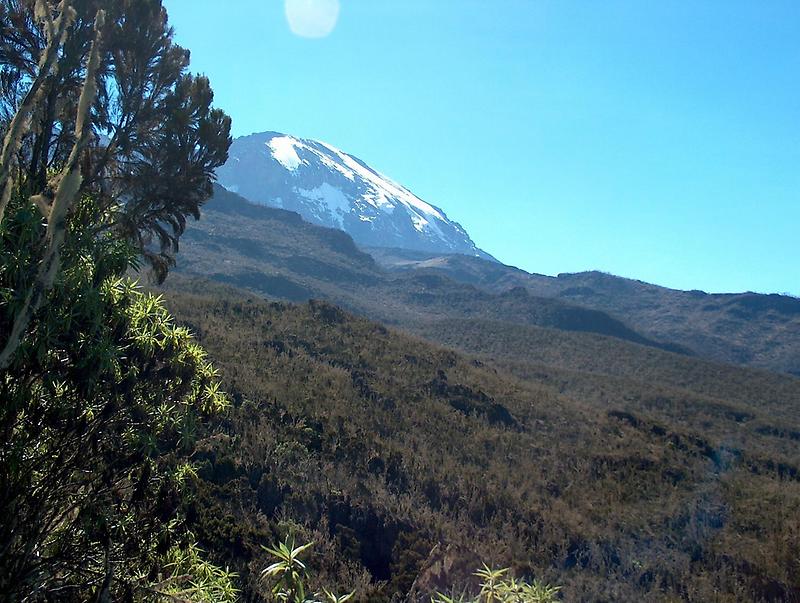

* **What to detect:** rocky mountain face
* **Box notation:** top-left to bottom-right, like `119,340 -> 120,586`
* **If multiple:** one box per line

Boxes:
216,132 -> 493,259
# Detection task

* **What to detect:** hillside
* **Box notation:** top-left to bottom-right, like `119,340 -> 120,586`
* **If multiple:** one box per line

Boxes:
159,276 -> 800,602
177,186 -> 684,354
369,249 -> 800,376
3,3 -> 795,603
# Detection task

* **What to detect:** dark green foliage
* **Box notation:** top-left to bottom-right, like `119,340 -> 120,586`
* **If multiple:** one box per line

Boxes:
0,0 -> 232,278
0,193 -> 229,600
0,1 -> 232,598
161,277 -> 800,602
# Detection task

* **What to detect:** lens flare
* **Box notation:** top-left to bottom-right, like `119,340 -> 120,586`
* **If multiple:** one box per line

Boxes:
284,0 -> 340,39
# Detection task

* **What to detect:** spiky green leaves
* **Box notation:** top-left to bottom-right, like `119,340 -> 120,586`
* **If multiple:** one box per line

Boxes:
0,188 -> 231,599
431,565 -> 561,603
261,538 -> 356,603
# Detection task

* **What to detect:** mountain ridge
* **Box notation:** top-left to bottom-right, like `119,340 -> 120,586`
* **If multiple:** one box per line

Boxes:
369,247 -> 800,376
178,185 -> 690,356
179,187 -> 799,375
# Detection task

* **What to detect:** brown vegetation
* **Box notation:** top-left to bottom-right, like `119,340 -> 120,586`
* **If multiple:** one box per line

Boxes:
159,277 -> 800,602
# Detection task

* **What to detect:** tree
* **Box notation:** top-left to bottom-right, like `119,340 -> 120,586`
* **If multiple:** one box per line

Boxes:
0,0 -> 233,599
0,0 -> 231,367
0,191 -> 232,600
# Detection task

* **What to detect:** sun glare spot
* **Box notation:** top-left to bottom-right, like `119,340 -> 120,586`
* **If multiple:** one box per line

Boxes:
284,0 -> 341,39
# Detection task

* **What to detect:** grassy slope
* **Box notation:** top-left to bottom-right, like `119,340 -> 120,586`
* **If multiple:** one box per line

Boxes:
160,277 -> 800,603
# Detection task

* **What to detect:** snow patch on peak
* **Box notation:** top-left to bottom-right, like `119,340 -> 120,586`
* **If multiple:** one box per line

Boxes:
409,213 -> 428,233
268,136 -> 305,171
316,141 -> 444,221
298,183 -> 351,226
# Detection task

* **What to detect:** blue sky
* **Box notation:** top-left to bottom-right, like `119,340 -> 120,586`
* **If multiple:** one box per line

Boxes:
164,0 -> 799,295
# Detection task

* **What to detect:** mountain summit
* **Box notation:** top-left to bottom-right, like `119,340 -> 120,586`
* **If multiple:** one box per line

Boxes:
216,132 -> 494,259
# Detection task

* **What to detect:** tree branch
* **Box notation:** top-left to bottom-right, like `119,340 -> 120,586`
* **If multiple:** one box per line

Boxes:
0,0 -> 76,225
0,8 -> 105,370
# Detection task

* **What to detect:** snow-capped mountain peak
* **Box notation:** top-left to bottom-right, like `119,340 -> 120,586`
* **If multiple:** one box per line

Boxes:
216,131 -> 493,259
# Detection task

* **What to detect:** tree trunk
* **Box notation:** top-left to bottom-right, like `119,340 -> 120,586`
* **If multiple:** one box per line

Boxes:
0,0 -> 76,225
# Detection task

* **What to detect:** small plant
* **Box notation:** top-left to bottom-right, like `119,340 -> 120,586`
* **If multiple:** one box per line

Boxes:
320,588 -> 356,603
262,537 -> 314,603
261,537 -> 354,603
475,565 -> 507,603
146,543 -> 238,602
260,537 -> 558,603
432,564 -> 560,603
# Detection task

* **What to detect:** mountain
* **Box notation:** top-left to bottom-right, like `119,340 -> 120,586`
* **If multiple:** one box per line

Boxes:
216,131 -> 493,259
211,132 -> 800,375
178,186 -> 800,375
177,186 -> 686,355
369,248 -> 800,376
